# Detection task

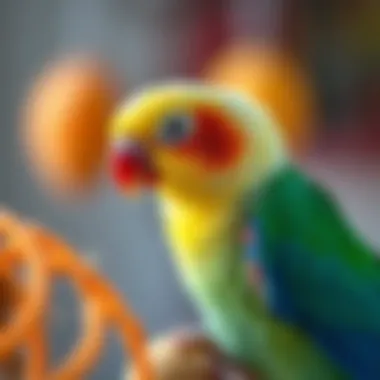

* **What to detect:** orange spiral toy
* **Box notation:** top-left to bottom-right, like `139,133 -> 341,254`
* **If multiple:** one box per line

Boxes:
0,211 -> 153,380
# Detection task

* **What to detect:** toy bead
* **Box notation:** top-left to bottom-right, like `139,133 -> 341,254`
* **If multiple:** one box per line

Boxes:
204,43 -> 317,156
21,55 -> 121,198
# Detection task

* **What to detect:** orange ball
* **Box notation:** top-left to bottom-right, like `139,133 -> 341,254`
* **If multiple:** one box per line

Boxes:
21,55 -> 121,197
204,44 -> 317,155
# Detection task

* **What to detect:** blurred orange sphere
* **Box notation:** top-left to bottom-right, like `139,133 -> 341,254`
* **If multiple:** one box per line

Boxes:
204,44 -> 317,155
21,56 -> 121,197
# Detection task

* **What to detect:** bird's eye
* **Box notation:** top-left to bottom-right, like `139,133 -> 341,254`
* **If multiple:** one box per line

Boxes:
158,113 -> 194,145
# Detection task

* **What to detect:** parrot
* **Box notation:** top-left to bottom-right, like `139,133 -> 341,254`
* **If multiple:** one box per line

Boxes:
109,82 -> 379,380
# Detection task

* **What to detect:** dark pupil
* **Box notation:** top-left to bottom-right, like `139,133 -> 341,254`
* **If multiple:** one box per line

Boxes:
162,117 -> 190,143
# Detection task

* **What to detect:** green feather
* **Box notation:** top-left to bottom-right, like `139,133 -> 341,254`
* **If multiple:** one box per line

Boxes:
253,165 -> 380,329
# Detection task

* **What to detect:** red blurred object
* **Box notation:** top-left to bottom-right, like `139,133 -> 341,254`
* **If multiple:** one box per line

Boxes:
321,123 -> 380,159
322,81 -> 380,159
185,1 -> 230,76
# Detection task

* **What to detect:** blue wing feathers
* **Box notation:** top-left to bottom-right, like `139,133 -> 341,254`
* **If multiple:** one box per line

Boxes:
244,219 -> 380,380
269,243 -> 380,380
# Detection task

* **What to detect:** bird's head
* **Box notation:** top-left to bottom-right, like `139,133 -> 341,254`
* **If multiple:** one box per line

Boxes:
109,83 -> 286,203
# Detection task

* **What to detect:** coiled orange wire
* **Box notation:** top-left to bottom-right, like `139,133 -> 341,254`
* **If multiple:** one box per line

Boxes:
0,211 -> 154,380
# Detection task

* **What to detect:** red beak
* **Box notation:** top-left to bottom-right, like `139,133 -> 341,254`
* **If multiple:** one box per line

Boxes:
110,140 -> 157,189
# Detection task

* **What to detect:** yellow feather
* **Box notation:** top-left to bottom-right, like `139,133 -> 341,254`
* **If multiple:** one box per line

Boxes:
158,190 -> 239,267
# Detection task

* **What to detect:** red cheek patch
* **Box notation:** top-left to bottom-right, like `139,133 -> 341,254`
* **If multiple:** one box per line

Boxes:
177,108 -> 244,169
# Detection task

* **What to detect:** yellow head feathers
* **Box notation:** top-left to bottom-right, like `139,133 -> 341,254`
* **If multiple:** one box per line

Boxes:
109,83 -> 287,202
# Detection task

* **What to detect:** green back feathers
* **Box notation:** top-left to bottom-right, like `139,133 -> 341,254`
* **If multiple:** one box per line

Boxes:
255,166 -> 379,277
252,165 -> 380,329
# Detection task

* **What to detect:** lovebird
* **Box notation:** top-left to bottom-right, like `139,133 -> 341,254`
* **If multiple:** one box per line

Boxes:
109,83 -> 378,380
